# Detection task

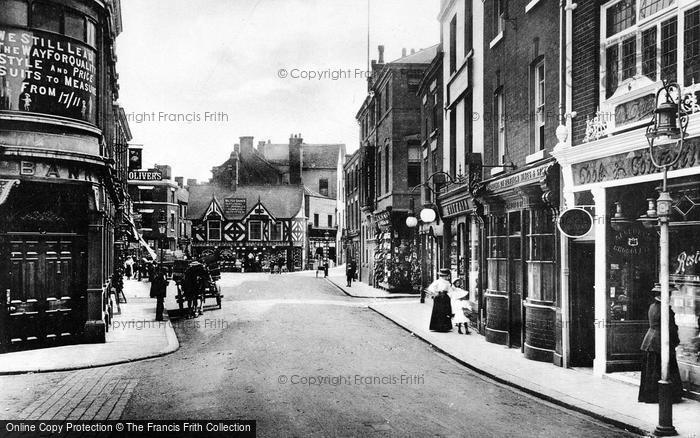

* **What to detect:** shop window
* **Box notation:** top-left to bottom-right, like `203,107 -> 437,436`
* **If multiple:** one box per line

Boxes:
509,212 -> 523,297
32,2 -> 61,33
64,10 -> 85,41
527,209 -> 555,302
0,0 -> 28,26
248,221 -> 262,241
487,214 -> 508,293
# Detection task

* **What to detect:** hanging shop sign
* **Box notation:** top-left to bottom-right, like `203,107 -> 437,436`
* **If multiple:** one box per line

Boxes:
128,148 -> 143,171
557,208 -> 593,238
375,211 -> 392,232
224,198 -> 247,217
572,139 -> 700,186
128,170 -> 163,181
0,28 -> 97,124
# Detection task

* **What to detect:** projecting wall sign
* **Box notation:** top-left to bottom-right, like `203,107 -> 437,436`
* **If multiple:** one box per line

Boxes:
557,208 -> 593,238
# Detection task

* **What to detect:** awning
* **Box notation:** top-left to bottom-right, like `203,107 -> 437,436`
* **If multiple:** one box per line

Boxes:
0,179 -> 19,206
124,213 -> 158,259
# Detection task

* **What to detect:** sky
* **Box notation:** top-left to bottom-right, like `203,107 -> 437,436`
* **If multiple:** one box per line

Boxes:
116,0 -> 441,182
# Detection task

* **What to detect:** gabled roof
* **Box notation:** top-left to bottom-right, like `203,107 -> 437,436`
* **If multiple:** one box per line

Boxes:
187,184 -> 304,221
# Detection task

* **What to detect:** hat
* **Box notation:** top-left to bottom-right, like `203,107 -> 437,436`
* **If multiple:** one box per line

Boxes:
439,268 -> 451,277
651,283 -> 679,296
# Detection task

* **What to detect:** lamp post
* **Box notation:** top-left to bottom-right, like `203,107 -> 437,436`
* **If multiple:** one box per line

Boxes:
406,180 -> 441,303
645,81 -> 688,437
158,210 -> 167,269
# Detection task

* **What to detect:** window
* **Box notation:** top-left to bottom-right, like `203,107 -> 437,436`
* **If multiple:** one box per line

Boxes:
170,213 -> 175,231
495,87 -> 505,165
685,6 -> 700,84
602,0 -> 686,99
384,145 -> 390,193
431,94 -> 439,133
408,162 -> 421,188
271,222 -> 283,241
527,209 -> 555,302
64,10 -> 85,41
314,214 -> 319,228
207,218 -> 222,241
33,2 -> 61,33
494,0 -> 505,37
487,214 -> 507,294
86,20 -> 96,46
450,15 -> 457,73
0,0 -> 28,26
140,188 -> 153,202
328,215 -> 333,227
533,60 -> 546,152
319,178 -> 329,197
248,221 -> 262,241
384,87 -> 390,113
407,72 -> 422,93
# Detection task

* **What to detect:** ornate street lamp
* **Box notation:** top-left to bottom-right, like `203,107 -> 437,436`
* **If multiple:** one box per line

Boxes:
645,81 -> 688,437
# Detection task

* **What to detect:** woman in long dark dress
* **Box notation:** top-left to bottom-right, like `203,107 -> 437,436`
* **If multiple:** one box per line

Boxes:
427,269 -> 453,332
638,285 -> 684,403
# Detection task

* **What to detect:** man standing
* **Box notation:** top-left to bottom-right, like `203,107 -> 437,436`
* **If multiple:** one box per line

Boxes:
150,268 -> 169,321
346,259 -> 357,287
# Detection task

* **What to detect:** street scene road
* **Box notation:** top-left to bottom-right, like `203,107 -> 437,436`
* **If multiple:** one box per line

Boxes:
0,273 -> 636,437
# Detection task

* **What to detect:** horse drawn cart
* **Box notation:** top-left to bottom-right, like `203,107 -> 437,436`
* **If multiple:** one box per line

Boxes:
173,260 -> 223,316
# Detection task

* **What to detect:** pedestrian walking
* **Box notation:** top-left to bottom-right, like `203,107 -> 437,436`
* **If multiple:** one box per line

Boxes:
124,258 -> 133,280
426,269 -> 453,332
638,284 -> 684,403
150,267 -> 169,321
323,258 -> 329,278
277,256 -> 285,274
346,260 -> 357,287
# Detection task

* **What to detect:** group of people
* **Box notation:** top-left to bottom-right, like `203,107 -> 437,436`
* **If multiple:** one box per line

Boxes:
426,269 -> 471,335
124,256 -> 156,282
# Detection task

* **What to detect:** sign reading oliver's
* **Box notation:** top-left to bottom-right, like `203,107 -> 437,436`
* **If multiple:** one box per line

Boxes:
0,28 -> 97,124
572,139 -> 700,185
224,198 -> 247,216
128,170 -> 163,181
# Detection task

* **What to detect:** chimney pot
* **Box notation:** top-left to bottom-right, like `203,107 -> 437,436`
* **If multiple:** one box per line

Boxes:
378,45 -> 384,64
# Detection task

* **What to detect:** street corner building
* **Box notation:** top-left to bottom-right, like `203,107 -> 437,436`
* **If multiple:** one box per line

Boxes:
0,0 -> 132,349
187,135 -> 345,272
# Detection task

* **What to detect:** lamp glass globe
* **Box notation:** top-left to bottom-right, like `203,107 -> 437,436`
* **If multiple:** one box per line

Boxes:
420,208 -> 436,223
406,216 -> 418,228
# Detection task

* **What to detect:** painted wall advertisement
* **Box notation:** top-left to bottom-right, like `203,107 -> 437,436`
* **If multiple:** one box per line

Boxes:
0,27 -> 97,124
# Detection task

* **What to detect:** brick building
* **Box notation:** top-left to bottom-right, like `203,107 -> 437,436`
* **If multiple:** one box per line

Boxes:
356,45 -> 438,291
552,0 -> 700,394
475,0 -> 562,364
343,150 -> 361,272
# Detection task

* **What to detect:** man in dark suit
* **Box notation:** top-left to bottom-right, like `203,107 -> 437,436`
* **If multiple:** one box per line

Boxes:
150,268 -> 169,321
346,260 -> 357,287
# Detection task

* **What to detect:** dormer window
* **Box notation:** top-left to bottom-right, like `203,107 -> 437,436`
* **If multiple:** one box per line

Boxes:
207,213 -> 222,241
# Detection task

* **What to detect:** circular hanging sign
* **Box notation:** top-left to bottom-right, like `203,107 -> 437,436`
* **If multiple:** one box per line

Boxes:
558,208 -> 593,238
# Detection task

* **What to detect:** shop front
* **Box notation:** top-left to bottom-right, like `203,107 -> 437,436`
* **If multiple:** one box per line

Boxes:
556,131 -> 700,393
439,182 -> 481,332
371,208 -> 420,293
478,160 -> 561,364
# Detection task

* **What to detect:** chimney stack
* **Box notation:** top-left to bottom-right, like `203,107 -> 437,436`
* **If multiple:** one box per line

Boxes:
402,48 -> 407,57
411,48 -> 415,55
186,178 -> 197,188
239,136 -> 254,155
289,133 -> 303,185
378,45 -> 384,64
174,176 -> 184,188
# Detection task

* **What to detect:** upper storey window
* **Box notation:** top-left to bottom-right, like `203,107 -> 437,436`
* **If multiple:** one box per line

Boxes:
0,0 -> 29,26
601,0 -> 699,100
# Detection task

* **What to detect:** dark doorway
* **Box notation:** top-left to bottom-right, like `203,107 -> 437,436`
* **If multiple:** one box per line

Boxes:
570,242 -> 595,367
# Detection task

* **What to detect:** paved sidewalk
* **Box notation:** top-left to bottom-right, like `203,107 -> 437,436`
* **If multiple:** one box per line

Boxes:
326,265 -> 417,298
369,299 -> 700,437
0,279 -> 179,375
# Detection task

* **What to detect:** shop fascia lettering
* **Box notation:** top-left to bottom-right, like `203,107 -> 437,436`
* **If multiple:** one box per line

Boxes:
674,250 -> 700,275
0,31 -> 96,78
1,160 -> 97,182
